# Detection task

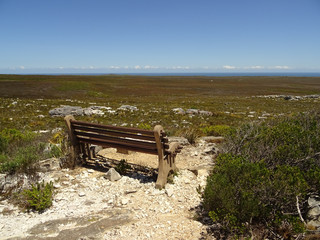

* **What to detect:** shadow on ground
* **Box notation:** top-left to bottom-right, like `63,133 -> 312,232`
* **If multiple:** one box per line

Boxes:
9,209 -> 133,240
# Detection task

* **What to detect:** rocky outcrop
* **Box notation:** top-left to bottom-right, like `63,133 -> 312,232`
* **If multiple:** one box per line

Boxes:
117,105 -> 138,111
49,105 -> 106,117
168,137 -> 190,146
307,195 -> 320,230
49,105 -> 139,117
254,94 -> 320,101
172,108 -> 213,116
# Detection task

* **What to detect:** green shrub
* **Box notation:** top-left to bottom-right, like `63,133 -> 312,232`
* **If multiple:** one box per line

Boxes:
49,144 -> 62,158
203,153 -> 309,235
0,135 -> 8,152
0,128 -> 48,174
223,112 -> 320,169
115,159 -> 132,175
23,181 -> 54,212
176,127 -> 200,144
201,125 -> 233,136
1,128 -> 36,145
203,112 -> 320,238
0,145 -> 40,174
137,123 -> 152,130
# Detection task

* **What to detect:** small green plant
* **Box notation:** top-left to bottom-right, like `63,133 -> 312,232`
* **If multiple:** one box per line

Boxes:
177,127 -> 200,145
115,159 -> 132,175
167,170 -> 179,184
201,124 -> 233,136
23,181 -> 54,212
137,123 -> 152,130
0,134 -> 8,152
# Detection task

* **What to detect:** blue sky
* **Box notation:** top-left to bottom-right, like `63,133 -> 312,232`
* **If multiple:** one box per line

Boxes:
0,0 -> 320,74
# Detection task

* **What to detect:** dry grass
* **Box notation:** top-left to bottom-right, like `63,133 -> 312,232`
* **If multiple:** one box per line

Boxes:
1,74 -> 320,99
0,74 -> 319,135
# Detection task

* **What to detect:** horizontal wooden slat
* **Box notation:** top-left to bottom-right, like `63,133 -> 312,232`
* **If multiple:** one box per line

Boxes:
75,131 -> 157,150
162,137 -> 169,143
78,138 -> 158,155
71,120 -> 154,136
164,143 -> 169,149
72,125 -> 156,141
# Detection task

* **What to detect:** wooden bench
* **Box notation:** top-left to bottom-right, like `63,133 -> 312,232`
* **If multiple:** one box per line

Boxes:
64,115 -> 182,189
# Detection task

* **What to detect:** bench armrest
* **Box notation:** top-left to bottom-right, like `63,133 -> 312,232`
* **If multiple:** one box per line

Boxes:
167,142 -> 182,155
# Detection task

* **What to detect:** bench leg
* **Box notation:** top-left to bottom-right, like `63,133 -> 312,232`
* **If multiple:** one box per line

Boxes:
65,143 -> 81,168
65,115 -> 83,167
155,155 -> 178,189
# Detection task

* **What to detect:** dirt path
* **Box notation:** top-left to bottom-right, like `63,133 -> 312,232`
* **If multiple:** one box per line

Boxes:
0,138 -> 218,240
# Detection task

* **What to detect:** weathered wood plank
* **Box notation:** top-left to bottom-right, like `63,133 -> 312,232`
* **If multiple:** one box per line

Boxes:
71,120 -> 154,136
75,131 -> 157,150
72,125 -> 156,141
77,138 -> 158,155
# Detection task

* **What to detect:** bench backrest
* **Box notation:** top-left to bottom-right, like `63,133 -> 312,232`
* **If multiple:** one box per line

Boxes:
69,119 -> 170,155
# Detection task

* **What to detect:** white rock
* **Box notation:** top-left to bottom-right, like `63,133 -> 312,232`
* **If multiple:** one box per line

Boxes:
78,192 -> 86,197
308,206 -> 320,218
307,219 -> 320,229
121,198 -> 129,205
184,178 -> 191,184
104,168 -> 122,181
165,187 -> 174,197
192,151 -> 198,156
308,196 -> 320,208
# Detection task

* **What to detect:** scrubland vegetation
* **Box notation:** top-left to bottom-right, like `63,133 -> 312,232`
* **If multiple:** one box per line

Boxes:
203,112 -> 320,238
1,74 -> 320,237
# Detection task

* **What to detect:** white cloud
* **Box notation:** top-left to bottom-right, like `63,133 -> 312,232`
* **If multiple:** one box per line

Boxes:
143,65 -> 159,69
246,66 -> 264,69
134,65 -> 141,69
223,65 -> 236,69
273,65 -> 290,69
19,66 -> 25,69
168,66 -> 190,70
109,66 -> 120,69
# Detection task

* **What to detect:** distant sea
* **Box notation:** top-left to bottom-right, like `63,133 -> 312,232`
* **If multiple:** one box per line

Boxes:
39,72 -> 320,77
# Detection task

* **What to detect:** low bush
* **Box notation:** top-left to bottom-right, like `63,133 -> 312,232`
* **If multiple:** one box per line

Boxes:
22,181 -> 54,212
115,159 -> 132,175
204,154 -> 307,234
0,128 -> 48,174
223,112 -> 320,170
176,127 -> 201,145
201,124 -> 234,137
202,112 -> 320,238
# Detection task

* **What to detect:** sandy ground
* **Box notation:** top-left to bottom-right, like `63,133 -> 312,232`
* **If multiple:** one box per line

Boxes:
0,139 -> 218,240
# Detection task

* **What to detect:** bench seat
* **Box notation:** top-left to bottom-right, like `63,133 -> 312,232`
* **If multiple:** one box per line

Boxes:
65,115 -> 182,188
